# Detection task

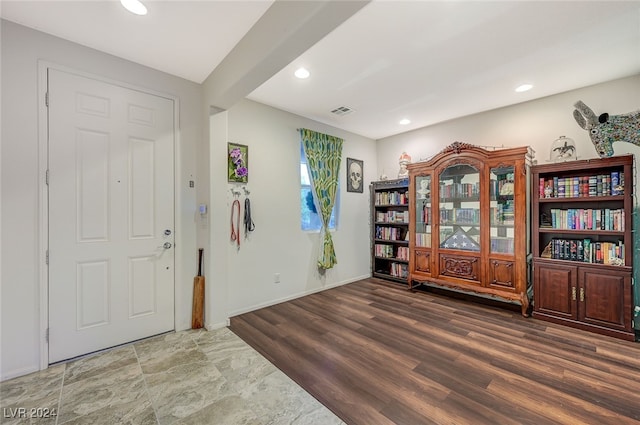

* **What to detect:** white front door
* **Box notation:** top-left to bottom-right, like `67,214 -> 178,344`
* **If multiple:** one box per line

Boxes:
48,69 -> 175,363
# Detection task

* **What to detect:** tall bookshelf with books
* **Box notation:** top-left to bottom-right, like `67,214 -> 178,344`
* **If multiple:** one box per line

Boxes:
371,178 -> 410,283
532,155 -> 635,340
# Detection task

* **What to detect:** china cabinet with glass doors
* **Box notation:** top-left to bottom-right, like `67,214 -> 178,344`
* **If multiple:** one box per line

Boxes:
408,142 -> 533,316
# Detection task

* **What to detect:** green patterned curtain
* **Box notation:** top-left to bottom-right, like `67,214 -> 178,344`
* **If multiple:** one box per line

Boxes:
299,128 -> 343,269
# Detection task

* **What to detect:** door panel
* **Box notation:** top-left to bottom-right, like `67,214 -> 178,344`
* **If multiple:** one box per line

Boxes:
415,250 -> 431,274
488,259 -> 515,290
48,69 -> 175,363
76,260 -> 110,329
534,262 -> 577,320
129,138 -> 156,238
77,129 -> 110,241
579,267 -> 631,331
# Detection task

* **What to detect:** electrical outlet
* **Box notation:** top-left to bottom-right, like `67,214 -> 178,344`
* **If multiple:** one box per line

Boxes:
274,273 -> 281,283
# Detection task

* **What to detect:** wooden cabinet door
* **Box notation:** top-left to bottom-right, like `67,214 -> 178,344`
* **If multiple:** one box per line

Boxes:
414,249 -> 431,274
534,262 -> 577,320
488,260 -> 515,291
579,267 -> 632,332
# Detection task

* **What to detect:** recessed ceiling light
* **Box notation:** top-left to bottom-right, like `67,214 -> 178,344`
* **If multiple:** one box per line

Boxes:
121,0 -> 147,15
294,67 -> 310,79
515,84 -> 533,93
399,119 -> 411,125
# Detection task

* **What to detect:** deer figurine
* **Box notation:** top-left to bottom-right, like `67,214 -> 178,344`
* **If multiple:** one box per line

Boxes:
572,100 -> 640,158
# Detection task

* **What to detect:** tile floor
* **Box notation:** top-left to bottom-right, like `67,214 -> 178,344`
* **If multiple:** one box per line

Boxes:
0,328 -> 346,425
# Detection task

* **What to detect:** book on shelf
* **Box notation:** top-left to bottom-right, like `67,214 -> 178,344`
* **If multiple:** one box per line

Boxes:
375,190 -> 409,206
390,262 -> 408,278
375,210 -> 409,224
416,233 -> 431,248
396,246 -> 409,261
375,226 -> 407,241
540,212 -> 552,227
374,244 -> 394,258
558,183 -> 565,198
569,240 -> 577,261
439,208 -> 480,225
440,182 -> 479,198
421,205 -> 430,225
545,208 -> 624,231
547,237 -> 624,265
538,171 -> 624,199
490,238 -> 514,254
611,171 -> 620,195
583,239 -> 591,263
577,240 -> 584,261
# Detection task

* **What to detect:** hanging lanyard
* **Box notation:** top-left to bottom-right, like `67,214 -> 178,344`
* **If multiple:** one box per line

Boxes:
244,198 -> 255,234
231,199 -> 241,248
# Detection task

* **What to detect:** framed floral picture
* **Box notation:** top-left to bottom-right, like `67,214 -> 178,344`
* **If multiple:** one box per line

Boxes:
228,142 -> 248,183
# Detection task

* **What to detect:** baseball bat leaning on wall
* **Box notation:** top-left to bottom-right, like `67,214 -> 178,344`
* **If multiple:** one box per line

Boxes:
192,248 -> 205,329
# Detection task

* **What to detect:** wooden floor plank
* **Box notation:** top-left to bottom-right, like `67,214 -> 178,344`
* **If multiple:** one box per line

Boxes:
229,278 -> 640,425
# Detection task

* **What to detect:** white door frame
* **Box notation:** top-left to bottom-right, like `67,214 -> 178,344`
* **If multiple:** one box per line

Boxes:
37,61 -> 182,369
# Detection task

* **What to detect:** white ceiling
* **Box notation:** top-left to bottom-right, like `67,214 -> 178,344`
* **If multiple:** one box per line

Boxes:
2,1 -> 639,140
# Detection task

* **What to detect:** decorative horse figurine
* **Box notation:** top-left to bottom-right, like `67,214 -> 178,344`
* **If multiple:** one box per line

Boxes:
572,100 -> 640,158
553,139 -> 575,159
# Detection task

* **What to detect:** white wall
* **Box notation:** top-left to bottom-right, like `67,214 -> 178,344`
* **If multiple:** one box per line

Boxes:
205,110 -> 228,329
207,99 -> 376,324
377,75 -> 640,180
0,20 -> 202,380
376,74 -> 640,324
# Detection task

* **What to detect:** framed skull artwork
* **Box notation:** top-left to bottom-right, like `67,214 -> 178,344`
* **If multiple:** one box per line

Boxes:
346,158 -> 364,193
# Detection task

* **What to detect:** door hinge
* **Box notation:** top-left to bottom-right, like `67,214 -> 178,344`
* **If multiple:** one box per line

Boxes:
45,92 -> 49,107
45,328 -> 49,343
46,250 -> 49,265
45,169 -> 49,186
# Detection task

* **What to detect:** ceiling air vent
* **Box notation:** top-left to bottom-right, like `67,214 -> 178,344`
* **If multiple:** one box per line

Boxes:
330,106 -> 354,116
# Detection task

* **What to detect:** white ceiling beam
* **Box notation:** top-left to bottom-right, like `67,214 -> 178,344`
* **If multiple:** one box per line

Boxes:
203,0 -> 370,111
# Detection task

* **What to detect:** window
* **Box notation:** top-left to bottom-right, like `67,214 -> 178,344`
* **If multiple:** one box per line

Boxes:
300,143 -> 338,231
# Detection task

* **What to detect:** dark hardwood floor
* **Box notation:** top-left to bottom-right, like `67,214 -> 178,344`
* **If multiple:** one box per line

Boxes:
229,278 -> 640,425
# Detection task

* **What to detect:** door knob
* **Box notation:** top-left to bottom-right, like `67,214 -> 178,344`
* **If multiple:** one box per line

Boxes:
159,242 -> 172,249
164,229 -> 172,236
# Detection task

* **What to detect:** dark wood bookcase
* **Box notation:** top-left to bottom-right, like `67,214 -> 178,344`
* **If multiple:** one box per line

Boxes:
371,178 -> 410,284
531,154 -> 635,340
407,143 -> 533,315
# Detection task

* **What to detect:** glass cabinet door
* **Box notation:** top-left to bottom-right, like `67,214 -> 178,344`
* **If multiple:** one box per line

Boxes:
438,164 -> 480,251
415,175 -> 431,248
490,166 -> 515,254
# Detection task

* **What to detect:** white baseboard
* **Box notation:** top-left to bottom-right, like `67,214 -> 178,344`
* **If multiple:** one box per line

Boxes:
227,274 -> 370,319
1,365 -> 40,382
205,320 -> 229,331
